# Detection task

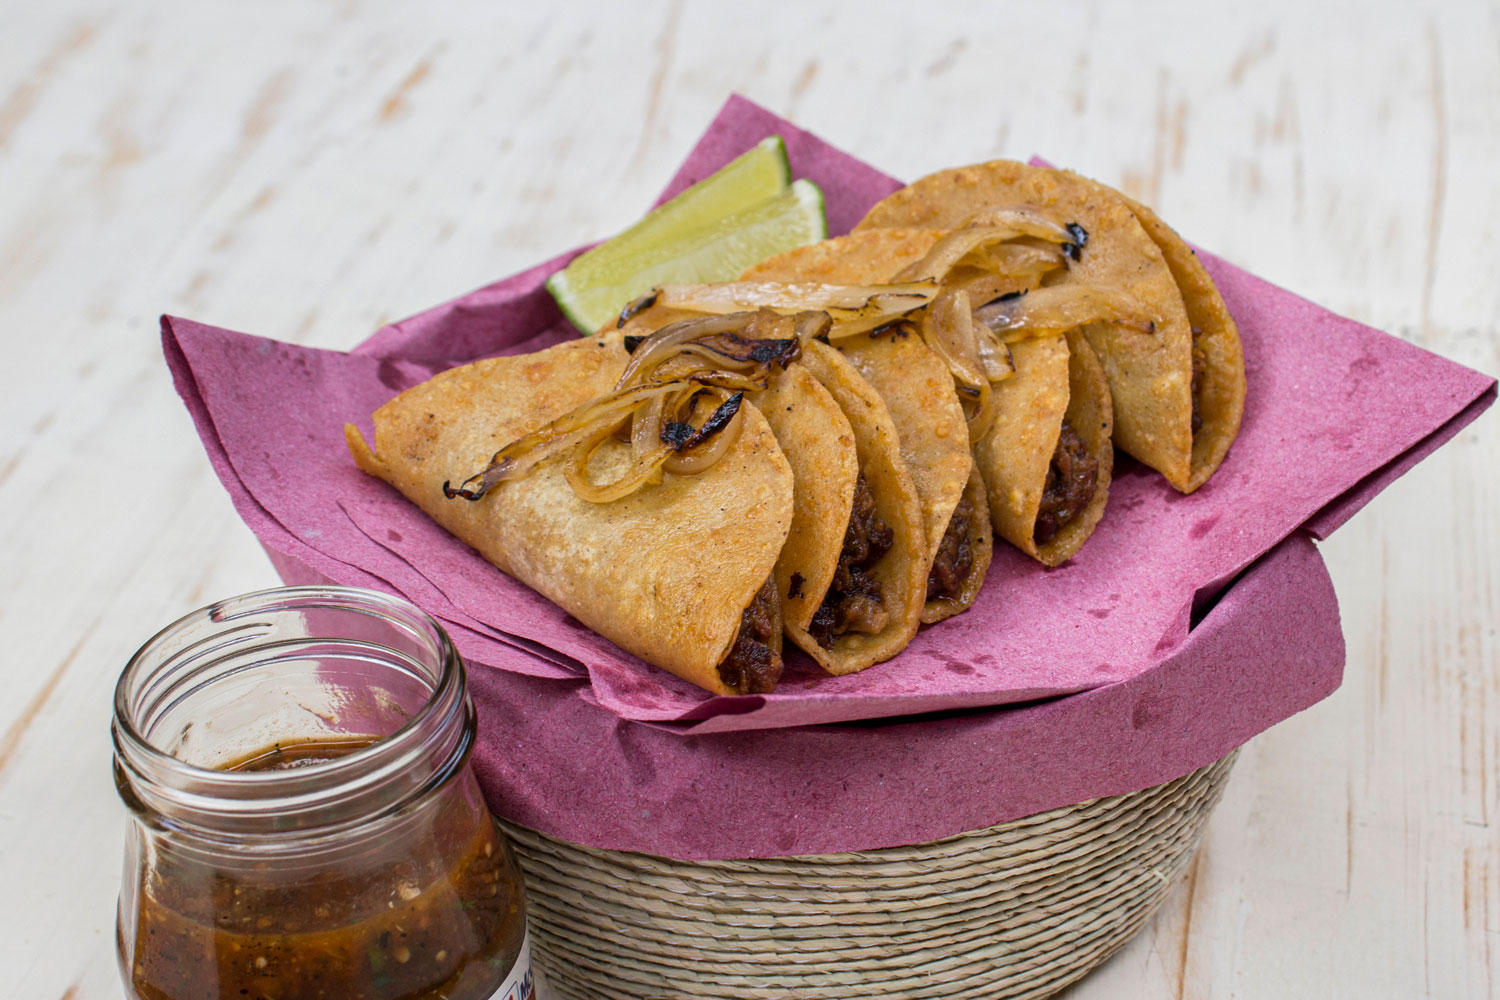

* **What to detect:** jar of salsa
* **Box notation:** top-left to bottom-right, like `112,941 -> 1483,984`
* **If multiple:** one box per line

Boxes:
112,586 -> 534,1000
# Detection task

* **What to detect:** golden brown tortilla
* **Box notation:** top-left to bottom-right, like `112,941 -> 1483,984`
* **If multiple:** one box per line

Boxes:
1115,192 -> 1247,491
345,335 -> 795,696
855,161 -> 1201,492
744,364 -> 859,633
617,303 -> 927,672
742,228 -> 945,285
926,466 -> 994,622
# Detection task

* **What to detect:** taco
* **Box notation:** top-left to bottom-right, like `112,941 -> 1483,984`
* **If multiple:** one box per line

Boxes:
855,160 -> 1242,493
981,330 -> 1114,565
1114,192 -> 1246,491
345,332 -> 796,696
741,362 -> 863,640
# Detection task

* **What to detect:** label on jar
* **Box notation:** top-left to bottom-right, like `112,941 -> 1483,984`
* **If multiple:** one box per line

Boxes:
488,929 -> 536,1000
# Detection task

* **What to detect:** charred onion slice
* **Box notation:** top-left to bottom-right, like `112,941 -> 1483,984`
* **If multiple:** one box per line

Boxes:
964,378 -> 1002,443
656,281 -> 939,338
564,422 -> 674,504
449,312 -> 799,504
974,285 -> 1157,341
956,206 -> 1083,247
616,312 -> 770,388
922,290 -> 1005,438
444,382 -> 682,501
616,289 -> 659,328
894,225 -> 1070,285
922,290 -> 987,394
945,243 -> 1068,306
661,390 -> 745,475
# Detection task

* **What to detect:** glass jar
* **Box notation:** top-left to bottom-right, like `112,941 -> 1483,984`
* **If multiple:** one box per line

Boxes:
112,586 -> 534,1000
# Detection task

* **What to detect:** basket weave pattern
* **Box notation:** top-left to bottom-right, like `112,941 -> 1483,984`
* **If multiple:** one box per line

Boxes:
502,753 -> 1235,999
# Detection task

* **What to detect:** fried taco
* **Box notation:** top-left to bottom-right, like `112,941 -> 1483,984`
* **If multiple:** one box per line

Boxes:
743,234 -> 994,620
614,306 -> 861,642
1114,192 -> 1246,491
742,361 -> 862,640
855,160 -> 1242,493
345,332 -> 797,697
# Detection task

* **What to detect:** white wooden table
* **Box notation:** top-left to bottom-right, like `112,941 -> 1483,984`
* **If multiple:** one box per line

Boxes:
3,2 -> 1496,996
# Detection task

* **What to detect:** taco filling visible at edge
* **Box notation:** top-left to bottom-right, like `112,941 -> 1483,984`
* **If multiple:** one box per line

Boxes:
927,496 -> 976,601
1034,418 -> 1099,545
717,577 -> 782,693
809,473 -> 893,648
1190,329 -> 1207,435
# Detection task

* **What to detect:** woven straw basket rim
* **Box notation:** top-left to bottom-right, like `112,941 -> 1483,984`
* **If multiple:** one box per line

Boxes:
505,752 -> 1235,1000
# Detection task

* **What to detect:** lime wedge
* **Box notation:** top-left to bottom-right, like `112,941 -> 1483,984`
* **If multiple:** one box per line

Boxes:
550,179 -> 826,333
548,138 -> 827,333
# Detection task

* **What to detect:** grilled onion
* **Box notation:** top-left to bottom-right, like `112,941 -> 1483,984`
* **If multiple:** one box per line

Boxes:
656,281 -> 939,338
661,390 -> 745,475
443,382 -> 682,501
565,423 -> 674,504
448,312 -> 804,505
974,285 -> 1157,342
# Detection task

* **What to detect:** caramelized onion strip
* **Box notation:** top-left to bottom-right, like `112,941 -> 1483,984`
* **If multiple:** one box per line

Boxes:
661,390 -> 746,476
656,281 -> 938,338
956,207 -> 1080,245
975,285 -> 1156,342
922,290 -> 987,394
617,313 -> 764,388
895,226 -> 1068,284
443,382 -> 683,501
965,379 -> 1001,443
449,311 -> 799,504
564,422 -> 675,504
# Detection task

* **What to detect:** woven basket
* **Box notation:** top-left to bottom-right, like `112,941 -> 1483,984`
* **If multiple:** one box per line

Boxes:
501,752 -> 1235,999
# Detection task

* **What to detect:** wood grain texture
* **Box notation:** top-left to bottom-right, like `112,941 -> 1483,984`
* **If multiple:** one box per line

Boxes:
1,1 -> 1495,996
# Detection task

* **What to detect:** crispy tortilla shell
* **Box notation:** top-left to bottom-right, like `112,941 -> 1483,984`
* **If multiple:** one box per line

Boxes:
856,161 -> 1198,491
345,335 -> 794,696
925,466 -> 994,623
742,229 -> 945,285
745,364 -> 859,632
1115,192 -> 1247,490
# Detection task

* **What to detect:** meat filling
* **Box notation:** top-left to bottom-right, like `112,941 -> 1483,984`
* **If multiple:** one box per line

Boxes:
809,474 -> 893,648
926,497 -> 975,602
1033,419 -> 1098,545
1190,326 -> 1207,435
717,577 -> 782,694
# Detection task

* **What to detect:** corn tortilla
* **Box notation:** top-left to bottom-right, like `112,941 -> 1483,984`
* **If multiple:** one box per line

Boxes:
346,335 -> 794,696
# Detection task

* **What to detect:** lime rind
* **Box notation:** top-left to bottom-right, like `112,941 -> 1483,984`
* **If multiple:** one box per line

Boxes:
548,138 -> 830,333
548,137 -> 791,330
546,267 -> 599,337
552,179 -> 826,332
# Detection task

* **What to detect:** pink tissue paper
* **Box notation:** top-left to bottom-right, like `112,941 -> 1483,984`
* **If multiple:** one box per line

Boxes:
164,95 -> 1493,858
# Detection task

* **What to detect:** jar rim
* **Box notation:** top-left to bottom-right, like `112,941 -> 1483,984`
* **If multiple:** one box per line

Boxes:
112,585 -> 472,840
